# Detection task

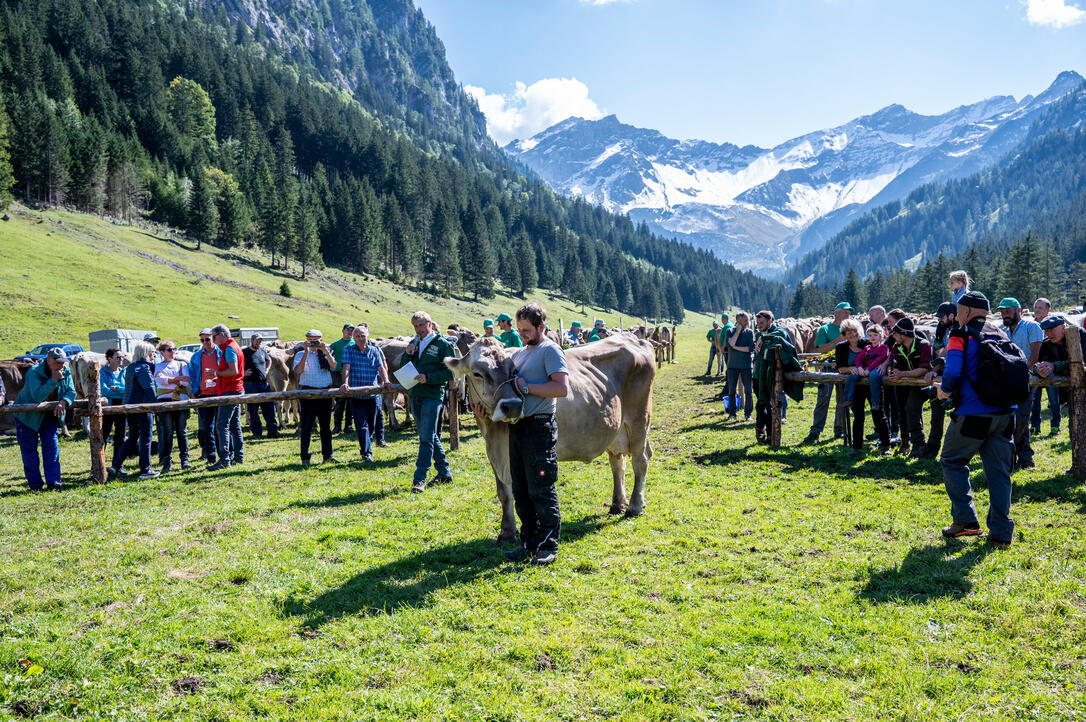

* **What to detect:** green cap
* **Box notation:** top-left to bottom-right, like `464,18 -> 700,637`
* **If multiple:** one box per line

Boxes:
720,313 -> 729,320
482,318 -> 494,328
834,302 -> 854,312
571,321 -> 582,328
996,297 -> 1021,309
496,312 -> 513,323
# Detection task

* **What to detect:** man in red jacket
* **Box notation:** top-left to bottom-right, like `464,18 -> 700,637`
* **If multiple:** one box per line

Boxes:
207,324 -> 246,470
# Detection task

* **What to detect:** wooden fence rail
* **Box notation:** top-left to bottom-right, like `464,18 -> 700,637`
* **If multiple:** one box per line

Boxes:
769,331 -> 1086,476
1,361 -> 462,484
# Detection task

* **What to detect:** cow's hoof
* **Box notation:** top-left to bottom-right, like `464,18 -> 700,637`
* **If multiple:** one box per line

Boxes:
608,503 -> 626,516
624,506 -> 644,518
495,532 -> 517,545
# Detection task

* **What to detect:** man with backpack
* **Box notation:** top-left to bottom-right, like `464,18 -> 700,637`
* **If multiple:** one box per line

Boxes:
936,291 -> 1025,549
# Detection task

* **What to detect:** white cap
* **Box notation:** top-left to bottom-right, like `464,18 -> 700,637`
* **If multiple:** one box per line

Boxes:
305,329 -> 322,337
594,319 -> 605,327
199,328 -> 212,336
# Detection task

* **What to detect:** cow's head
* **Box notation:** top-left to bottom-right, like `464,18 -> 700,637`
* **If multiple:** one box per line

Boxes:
445,337 -> 523,422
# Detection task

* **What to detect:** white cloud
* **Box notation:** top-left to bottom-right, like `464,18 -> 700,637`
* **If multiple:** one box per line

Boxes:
466,78 -> 605,145
1025,0 -> 1086,27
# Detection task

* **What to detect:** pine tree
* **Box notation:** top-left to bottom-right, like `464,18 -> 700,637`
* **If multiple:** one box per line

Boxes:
430,201 -> 461,294
294,192 -> 320,279
460,202 -> 495,300
842,268 -> 862,311
0,90 -> 14,208
514,231 -> 537,295
187,167 -> 218,250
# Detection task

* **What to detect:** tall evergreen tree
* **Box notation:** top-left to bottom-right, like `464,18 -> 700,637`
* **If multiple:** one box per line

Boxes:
187,167 -> 218,250
0,90 -> 14,208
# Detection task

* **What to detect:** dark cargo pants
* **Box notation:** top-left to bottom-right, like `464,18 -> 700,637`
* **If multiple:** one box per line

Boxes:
510,413 -> 561,555
940,411 -> 1015,543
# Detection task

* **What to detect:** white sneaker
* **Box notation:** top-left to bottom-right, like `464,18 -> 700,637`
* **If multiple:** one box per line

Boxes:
138,470 -> 161,480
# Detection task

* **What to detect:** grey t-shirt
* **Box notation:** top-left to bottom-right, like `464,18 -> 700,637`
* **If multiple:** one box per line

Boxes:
513,337 -> 568,417
726,327 -> 755,369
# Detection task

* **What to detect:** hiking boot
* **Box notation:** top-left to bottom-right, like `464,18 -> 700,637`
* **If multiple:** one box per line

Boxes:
361,453 -> 374,463
160,461 -> 173,474
941,522 -> 981,539
138,470 -> 161,480
801,433 -> 820,445
206,460 -> 231,472
412,479 -> 426,493
531,550 -> 557,566
376,439 -> 388,448
431,475 -> 453,485
324,456 -> 341,464
107,466 -> 121,480
268,431 -> 282,439
504,544 -> 530,562
180,460 -> 191,470
986,536 -> 1012,549
909,445 -> 928,460
301,458 -> 312,468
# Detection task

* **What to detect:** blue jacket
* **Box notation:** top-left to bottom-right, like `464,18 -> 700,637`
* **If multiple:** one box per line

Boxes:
123,360 -> 157,405
941,318 -> 1014,415
188,347 -> 220,397
14,361 -> 77,430
100,366 -> 126,401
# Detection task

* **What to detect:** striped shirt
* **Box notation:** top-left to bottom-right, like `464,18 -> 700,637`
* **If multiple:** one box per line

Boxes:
293,349 -> 333,388
342,342 -> 385,387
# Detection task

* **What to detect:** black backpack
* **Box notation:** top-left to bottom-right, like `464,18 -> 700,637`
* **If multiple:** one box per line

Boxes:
965,328 -> 1030,408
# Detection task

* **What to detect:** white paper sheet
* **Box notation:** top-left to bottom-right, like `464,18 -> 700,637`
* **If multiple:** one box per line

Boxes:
394,361 -> 419,390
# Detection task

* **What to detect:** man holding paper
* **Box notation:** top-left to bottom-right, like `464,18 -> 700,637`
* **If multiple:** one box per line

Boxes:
405,311 -> 457,493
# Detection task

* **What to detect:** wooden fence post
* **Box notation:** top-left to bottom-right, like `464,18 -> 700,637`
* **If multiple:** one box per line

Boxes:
769,348 -> 783,447
448,381 -> 460,451
1066,326 -> 1086,477
86,360 -> 106,484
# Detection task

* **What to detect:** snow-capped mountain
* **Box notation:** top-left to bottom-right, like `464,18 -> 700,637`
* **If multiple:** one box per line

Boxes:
506,71 -> 1085,274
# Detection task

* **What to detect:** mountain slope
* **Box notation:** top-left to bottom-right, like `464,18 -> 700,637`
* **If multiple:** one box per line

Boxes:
506,71 -> 1085,274
0,0 -> 788,318
783,83 -> 1086,286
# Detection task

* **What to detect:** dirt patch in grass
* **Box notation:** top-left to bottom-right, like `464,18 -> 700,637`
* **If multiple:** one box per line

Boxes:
168,568 -> 209,581
171,675 -> 207,695
535,652 -> 556,672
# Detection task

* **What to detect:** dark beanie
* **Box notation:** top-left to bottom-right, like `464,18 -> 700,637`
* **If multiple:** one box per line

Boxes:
892,318 -> 915,337
958,291 -> 990,311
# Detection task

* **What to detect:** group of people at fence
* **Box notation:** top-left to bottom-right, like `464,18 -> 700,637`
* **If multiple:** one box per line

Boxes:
2,308 -> 532,493
708,270 -> 1082,548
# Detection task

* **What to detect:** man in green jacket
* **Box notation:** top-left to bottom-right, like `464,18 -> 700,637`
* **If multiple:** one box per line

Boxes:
717,314 -> 734,375
496,312 -> 524,348
406,311 -> 456,493
752,310 -> 804,445
14,348 -> 77,490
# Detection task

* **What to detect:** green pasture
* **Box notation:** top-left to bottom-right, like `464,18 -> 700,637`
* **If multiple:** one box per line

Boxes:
0,205 -> 704,358
1,339 -> 1085,719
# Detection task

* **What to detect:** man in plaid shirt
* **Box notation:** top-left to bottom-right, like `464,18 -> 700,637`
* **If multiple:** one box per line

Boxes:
339,323 -> 391,463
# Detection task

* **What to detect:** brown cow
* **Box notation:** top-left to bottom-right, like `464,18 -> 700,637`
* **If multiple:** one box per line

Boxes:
0,360 -> 33,433
447,333 -> 656,543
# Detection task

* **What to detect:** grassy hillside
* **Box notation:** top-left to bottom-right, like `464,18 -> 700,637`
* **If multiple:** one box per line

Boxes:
0,205 -> 710,358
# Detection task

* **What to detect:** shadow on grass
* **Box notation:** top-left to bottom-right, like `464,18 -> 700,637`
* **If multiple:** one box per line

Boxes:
281,514 -> 616,626
1015,473 -> 1086,512
694,445 -> 939,484
859,540 -> 992,604
286,487 -> 403,510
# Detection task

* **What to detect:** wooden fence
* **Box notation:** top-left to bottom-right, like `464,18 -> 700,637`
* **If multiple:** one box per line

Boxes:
0,361 -> 462,483
767,326 -> 1086,477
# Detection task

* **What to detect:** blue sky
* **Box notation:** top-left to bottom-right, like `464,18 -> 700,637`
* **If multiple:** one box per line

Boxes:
412,0 -> 1086,147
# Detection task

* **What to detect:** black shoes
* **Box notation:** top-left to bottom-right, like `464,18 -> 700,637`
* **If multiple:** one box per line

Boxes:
531,551 -> 557,566
376,439 -> 388,448
431,475 -> 453,485
505,544 -> 530,561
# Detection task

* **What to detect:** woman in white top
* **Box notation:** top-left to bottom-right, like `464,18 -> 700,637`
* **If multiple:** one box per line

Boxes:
154,341 -> 191,473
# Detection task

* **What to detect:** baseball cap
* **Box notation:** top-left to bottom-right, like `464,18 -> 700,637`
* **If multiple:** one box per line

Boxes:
594,319 -> 605,327
496,312 -> 513,323
143,332 -> 160,342
199,328 -> 212,337
342,323 -> 355,330
570,321 -> 582,328
996,297 -> 1021,310
305,329 -> 322,338
251,332 -> 263,340
483,318 -> 494,328
834,302 -> 854,312
46,347 -> 69,362
1040,314 -> 1067,330
935,302 -> 957,319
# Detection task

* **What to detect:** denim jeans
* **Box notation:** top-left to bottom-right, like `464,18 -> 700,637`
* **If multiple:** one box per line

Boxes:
350,397 -> 378,456
244,381 -> 279,436
1030,385 -> 1061,431
15,417 -> 61,489
940,412 -> 1015,543
197,405 -> 217,461
113,412 -> 152,474
412,396 -> 450,484
868,370 -> 884,409
215,391 -> 244,464
156,406 -> 190,465
706,346 -> 718,376
1012,388 -> 1035,465
725,367 -> 752,418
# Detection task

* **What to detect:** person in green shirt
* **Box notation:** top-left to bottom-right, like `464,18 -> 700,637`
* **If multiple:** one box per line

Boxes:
705,320 -> 721,376
803,301 -> 852,444
716,314 -> 734,375
586,319 -> 609,342
496,312 -> 523,348
329,323 -> 354,434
